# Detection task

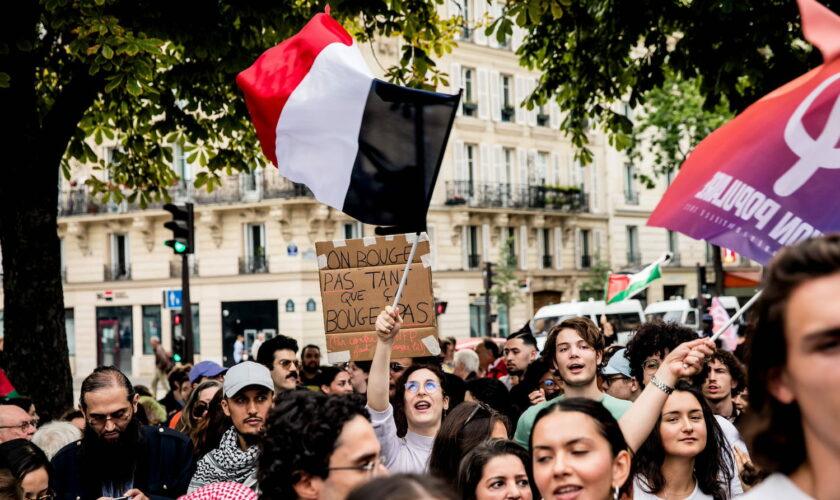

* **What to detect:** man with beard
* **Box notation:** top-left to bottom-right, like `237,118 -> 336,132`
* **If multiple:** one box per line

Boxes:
256,335 -> 300,394
299,344 -> 322,390
188,361 -> 274,492
50,366 -> 195,499
500,331 -> 537,389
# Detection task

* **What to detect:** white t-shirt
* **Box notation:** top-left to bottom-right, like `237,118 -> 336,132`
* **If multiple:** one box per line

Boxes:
633,476 -> 712,500
715,415 -> 746,497
367,403 -> 435,474
741,474 -> 815,499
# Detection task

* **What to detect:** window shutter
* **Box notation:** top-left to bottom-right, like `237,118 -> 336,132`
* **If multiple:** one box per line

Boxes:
451,63 -> 462,116
477,68 -> 490,120
490,71 -> 501,122
474,0 -> 487,45
454,140 -> 465,180
514,76 -> 525,125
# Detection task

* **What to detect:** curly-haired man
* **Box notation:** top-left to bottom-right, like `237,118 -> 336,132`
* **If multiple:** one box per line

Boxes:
258,391 -> 386,500
692,350 -> 746,423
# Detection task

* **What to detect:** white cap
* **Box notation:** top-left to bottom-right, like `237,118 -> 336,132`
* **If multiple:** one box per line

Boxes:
223,361 -> 274,397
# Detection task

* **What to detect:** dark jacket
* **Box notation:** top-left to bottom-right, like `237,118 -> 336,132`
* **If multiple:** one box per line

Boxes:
50,425 -> 196,500
158,390 -> 183,417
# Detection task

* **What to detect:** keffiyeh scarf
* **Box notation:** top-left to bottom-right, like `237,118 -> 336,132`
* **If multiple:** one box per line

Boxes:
188,427 -> 259,492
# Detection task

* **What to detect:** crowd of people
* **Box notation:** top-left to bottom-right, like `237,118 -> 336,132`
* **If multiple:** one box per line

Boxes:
1,234 -> 839,499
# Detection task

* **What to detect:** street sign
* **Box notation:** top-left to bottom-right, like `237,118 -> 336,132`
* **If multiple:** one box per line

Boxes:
163,289 -> 183,309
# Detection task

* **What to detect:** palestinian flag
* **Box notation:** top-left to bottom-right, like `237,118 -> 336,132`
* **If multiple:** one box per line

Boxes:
605,256 -> 668,304
236,11 -> 461,233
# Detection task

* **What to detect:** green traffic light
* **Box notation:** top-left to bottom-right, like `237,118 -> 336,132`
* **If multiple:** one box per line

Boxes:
165,240 -> 188,253
173,354 -> 182,362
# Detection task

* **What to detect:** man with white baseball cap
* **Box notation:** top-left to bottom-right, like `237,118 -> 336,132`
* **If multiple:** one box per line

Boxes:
600,348 -> 641,402
188,361 -> 275,492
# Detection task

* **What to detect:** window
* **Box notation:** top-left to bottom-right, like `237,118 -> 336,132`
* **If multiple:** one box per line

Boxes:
242,224 -> 267,274
537,104 -> 550,127
536,152 -> 549,186
469,302 -> 488,337
504,227 -> 517,267
627,226 -> 639,265
663,285 -> 686,301
668,231 -> 680,266
306,299 -> 317,312
454,0 -> 471,39
242,166 -> 262,200
624,163 -> 638,204
466,226 -> 481,269
500,75 -> 514,122
142,305 -> 162,355
173,143 -> 191,189
541,228 -> 553,269
285,299 -> 295,313
666,168 -> 676,186
580,229 -> 592,268
705,242 -> 714,264
343,221 -> 363,240
60,237 -> 66,283
465,143 -> 476,195
462,67 -> 476,116
172,305 -> 200,355
108,233 -> 130,280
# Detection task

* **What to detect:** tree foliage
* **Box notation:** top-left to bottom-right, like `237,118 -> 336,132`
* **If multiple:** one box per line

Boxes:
0,0 -> 457,419
489,0 -> 829,163
490,237 -> 524,315
630,71 -> 734,188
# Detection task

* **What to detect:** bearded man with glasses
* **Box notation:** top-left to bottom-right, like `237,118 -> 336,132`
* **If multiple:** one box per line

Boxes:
50,366 -> 195,500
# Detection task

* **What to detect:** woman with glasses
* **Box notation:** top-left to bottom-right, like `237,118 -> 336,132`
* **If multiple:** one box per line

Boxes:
508,357 -> 563,417
428,401 -> 509,489
369,306 -> 450,474
176,381 -> 223,437
0,438 -> 52,500
458,438 -> 537,500
189,389 -> 231,461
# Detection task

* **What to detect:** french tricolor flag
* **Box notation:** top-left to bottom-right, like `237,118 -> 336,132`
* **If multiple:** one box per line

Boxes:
236,12 -> 460,233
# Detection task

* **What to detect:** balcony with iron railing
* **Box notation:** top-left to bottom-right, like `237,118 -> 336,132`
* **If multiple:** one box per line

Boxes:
104,264 -> 131,281
239,255 -> 268,275
58,178 -> 313,217
445,181 -> 588,212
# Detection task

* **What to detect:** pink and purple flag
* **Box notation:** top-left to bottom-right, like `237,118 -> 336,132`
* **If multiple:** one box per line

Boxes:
648,0 -> 840,264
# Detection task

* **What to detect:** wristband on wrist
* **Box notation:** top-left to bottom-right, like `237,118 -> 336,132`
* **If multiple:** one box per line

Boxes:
649,375 -> 674,395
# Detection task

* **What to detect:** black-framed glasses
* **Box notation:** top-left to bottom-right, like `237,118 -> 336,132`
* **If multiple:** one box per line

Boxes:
390,362 -> 408,373
327,455 -> 386,474
405,380 -> 439,394
0,419 -> 38,432
87,407 -> 132,427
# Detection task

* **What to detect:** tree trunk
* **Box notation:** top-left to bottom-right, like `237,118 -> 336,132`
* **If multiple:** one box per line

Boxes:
0,189 -> 73,422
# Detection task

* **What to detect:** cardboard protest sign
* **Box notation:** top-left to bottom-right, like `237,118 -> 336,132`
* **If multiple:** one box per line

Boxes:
316,233 -> 438,363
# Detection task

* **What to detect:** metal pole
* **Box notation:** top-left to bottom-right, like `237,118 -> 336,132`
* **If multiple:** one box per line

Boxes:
181,252 -> 193,365
710,290 -> 762,343
484,262 -> 492,337
391,233 -> 421,310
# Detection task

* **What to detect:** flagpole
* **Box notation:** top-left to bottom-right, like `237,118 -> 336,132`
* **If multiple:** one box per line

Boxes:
710,290 -> 762,342
391,232 -> 421,311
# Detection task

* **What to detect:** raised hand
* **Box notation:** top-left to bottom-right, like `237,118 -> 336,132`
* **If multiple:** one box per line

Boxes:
375,305 -> 402,343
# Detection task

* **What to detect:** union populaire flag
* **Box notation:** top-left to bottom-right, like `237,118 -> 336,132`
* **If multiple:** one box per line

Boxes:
647,0 -> 840,264
236,10 -> 461,233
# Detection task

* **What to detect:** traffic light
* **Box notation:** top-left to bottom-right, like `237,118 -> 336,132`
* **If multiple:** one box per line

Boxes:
483,262 -> 496,290
163,203 -> 194,254
435,299 -> 448,316
172,313 -> 185,363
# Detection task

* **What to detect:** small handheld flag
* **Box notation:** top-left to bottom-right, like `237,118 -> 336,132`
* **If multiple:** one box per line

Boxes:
605,253 -> 671,304
236,12 -> 460,234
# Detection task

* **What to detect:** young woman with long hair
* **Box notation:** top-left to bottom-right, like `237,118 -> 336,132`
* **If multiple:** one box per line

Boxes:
428,401 -> 509,488
631,382 -> 734,500
369,306 -> 450,474
530,398 -> 632,500
458,438 -> 538,500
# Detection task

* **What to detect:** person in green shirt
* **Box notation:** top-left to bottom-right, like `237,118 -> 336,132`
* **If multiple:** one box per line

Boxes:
514,316 -> 633,448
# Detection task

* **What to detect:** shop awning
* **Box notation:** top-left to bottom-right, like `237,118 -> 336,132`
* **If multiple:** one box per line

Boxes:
724,270 -> 761,288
